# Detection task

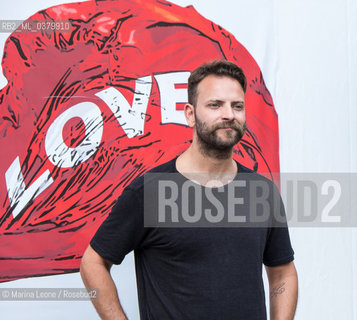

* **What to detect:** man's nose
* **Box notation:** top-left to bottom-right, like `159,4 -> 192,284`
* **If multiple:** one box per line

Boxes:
221,104 -> 234,120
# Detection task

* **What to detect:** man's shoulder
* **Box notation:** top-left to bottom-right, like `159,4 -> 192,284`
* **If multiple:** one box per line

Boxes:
126,157 -> 177,192
147,157 -> 177,174
236,161 -> 278,188
236,162 -> 255,174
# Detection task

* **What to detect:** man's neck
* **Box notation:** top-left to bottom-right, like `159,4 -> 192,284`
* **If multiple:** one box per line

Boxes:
176,143 -> 237,187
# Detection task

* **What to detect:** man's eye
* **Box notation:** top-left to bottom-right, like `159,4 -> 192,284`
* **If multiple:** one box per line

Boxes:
209,103 -> 219,108
233,105 -> 243,110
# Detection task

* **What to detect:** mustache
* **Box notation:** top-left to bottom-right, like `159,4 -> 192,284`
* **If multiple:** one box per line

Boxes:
213,121 -> 246,131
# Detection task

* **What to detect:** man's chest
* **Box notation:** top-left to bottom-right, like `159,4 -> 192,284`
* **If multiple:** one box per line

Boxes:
142,227 -> 269,267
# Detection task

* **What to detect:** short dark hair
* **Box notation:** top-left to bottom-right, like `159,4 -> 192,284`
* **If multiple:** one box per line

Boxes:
187,60 -> 247,106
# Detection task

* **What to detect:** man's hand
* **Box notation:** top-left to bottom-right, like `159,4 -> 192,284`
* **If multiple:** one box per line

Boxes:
80,245 -> 128,320
265,261 -> 298,320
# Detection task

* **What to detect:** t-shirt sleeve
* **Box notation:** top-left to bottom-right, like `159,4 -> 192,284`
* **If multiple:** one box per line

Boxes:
263,182 -> 295,267
90,185 -> 148,265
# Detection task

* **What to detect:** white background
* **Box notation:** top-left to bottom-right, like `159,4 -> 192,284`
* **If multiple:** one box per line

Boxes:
0,0 -> 356,319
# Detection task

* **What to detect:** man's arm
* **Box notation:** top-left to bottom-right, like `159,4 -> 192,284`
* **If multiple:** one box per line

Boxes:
80,244 -> 128,320
265,261 -> 298,320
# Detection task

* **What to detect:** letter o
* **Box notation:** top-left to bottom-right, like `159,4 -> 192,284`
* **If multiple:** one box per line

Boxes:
45,102 -> 103,168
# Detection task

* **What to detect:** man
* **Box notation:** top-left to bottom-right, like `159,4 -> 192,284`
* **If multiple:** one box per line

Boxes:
80,60 -> 298,319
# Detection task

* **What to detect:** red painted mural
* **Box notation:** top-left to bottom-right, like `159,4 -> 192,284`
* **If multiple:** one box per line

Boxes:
0,0 -> 279,282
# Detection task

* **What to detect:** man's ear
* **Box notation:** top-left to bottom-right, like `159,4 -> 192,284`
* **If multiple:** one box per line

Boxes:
184,103 -> 195,128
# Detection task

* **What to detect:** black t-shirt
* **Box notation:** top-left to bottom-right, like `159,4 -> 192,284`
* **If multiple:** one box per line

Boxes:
90,158 -> 294,320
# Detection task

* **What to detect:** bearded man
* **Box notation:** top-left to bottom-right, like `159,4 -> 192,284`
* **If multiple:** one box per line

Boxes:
80,60 -> 298,320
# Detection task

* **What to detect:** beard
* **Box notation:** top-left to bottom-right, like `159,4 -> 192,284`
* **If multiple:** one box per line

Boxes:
194,113 -> 246,159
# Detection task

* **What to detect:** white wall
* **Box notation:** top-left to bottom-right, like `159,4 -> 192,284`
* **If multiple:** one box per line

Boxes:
0,0 -> 356,319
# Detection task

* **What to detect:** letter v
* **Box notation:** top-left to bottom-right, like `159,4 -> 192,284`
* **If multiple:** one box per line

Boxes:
5,157 -> 53,219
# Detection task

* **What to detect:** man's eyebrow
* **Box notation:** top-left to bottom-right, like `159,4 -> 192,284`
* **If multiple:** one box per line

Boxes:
205,99 -> 245,106
206,99 -> 244,103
